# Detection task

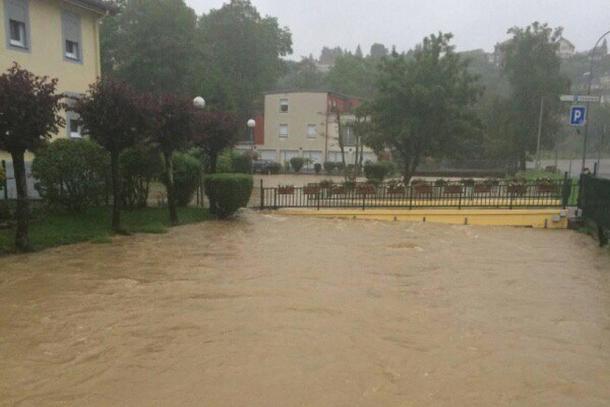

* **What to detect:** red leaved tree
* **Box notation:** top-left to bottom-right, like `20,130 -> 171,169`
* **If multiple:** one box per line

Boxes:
0,64 -> 64,251
148,94 -> 194,225
74,79 -> 148,232
191,111 -> 239,173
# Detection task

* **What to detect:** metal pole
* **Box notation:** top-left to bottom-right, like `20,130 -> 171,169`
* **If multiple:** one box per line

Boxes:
582,30 -> 610,173
536,96 -> 544,169
598,125 -> 605,169
581,128 -> 588,172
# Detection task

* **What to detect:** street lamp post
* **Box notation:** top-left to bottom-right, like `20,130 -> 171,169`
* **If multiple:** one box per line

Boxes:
193,96 -> 206,110
247,119 -> 256,151
582,30 -> 610,172
192,96 -> 206,207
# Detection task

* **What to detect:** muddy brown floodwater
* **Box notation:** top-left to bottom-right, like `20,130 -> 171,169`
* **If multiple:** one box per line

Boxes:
1,212 -> 610,406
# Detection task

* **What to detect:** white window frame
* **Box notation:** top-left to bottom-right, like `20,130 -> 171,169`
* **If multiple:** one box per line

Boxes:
279,124 -> 288,138
8,19 -> 26,48
279,98 -> 289,113
65,39 -> 80,61
307,124 -> 317,139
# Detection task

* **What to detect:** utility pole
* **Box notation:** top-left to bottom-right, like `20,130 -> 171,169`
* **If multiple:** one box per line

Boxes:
599,125 -> 606,168
535,96 -> 545,169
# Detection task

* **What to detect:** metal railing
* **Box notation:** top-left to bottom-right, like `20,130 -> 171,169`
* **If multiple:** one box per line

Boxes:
579,174 -> 610,246
259,178 -> 576,211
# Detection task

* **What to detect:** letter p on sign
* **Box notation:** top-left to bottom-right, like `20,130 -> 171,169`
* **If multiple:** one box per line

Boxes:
570,106 -> 587,127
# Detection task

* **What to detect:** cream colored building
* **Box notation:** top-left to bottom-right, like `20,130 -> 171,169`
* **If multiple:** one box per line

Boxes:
0,0 -> 112,162
0,0 -> 112,198
238,90 -> 377,169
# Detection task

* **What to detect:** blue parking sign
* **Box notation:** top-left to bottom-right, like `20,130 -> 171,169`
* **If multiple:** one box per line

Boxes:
570,106 -> 587,127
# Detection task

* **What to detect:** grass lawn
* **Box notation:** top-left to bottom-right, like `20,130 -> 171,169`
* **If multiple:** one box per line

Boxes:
0,206 -> 209,254
512,169 -> 566,181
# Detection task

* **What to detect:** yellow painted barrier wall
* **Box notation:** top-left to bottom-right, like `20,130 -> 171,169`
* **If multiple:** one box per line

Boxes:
276,208 -> 569,229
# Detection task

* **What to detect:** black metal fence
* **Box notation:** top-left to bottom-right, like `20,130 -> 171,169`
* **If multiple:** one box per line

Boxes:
579,174 -> 610,246
259,178 -> 576,210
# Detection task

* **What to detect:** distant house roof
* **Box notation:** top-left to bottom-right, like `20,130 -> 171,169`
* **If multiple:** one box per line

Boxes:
66,0 -> 118,14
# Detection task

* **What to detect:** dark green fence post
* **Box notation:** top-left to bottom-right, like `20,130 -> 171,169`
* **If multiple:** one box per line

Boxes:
561,172 -> 571,209
259,179 -> 264,209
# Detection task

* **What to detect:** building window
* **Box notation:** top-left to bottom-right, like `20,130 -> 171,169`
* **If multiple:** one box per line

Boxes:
4,0 -> 30,51
307,124 -> 317,139
65,40 -> 80,61
62,11 -> 82,63
280,98 -> 289,113
279,124 -> 288,138
9,19 -> 26,48
341,125 -> 356,146
68,118 -> 81,138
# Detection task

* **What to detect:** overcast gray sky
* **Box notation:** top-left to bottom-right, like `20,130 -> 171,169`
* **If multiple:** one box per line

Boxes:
187,0 -> 610,59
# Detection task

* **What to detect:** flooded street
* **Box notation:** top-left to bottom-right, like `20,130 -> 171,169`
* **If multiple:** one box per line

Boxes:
1,212 -> 610,406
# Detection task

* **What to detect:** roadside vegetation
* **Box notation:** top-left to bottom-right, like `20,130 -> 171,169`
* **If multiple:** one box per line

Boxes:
0,207 -> 209,254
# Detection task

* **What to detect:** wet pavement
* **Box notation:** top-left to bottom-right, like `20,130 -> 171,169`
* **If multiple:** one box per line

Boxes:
1,212 -> 610,406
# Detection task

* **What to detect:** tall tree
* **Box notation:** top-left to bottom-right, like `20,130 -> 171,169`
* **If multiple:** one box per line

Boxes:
370,43 -> 389,59
196,0 -> 292,120
368,33 -> 482,183
501,22 -> 570,170
148,94 -> 194,225
100,0 -> 198,94
319,46 -> 343,65
326,54 -> 377,98
75,79 -> 148,232
0,64 -> 64,251
275,57 -> 327,90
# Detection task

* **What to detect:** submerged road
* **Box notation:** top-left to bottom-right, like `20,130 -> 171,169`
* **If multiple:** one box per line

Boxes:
1,212 -> 610,406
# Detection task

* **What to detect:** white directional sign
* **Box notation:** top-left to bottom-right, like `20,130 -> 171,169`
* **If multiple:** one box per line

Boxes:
569,106 -> 587,127
560,95 -> 601,103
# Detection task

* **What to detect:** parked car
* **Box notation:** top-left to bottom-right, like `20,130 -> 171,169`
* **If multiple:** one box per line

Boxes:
252,160 -> 280,174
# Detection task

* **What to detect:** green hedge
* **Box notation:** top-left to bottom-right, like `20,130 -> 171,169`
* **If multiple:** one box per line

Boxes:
364,160 -> 395,182
120,146 -> 163,209
170,153 -> 202,207
203,173 -> 253,218
32,139 -> 109,211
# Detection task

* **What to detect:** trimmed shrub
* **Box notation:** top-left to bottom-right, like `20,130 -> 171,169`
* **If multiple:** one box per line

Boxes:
314,163 -> 322,174
0,201 -> 10,221
290,157 -> 306,173
32,139 -> 109,211
232,153 -> 253,174
364,160 -> 395,182
216,149 -> 234,173
268,162 -> 282,174
120,146 -> 163,209
324,161 -> 336,173
204,173 -> 253,218
167,152 -> 202,207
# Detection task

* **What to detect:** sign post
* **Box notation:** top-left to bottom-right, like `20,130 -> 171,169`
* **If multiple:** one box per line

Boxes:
562,95 -> 601,173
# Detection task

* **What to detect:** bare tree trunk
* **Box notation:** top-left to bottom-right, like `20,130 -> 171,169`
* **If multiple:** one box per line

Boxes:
110,151 -> 122,233
209,152 -> 218,174
11,151 -> 30,251
163,151 -> 178,226
402,155 -> 419,185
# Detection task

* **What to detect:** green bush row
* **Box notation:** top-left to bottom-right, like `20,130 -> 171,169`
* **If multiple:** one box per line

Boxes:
32,139 -> 202,211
